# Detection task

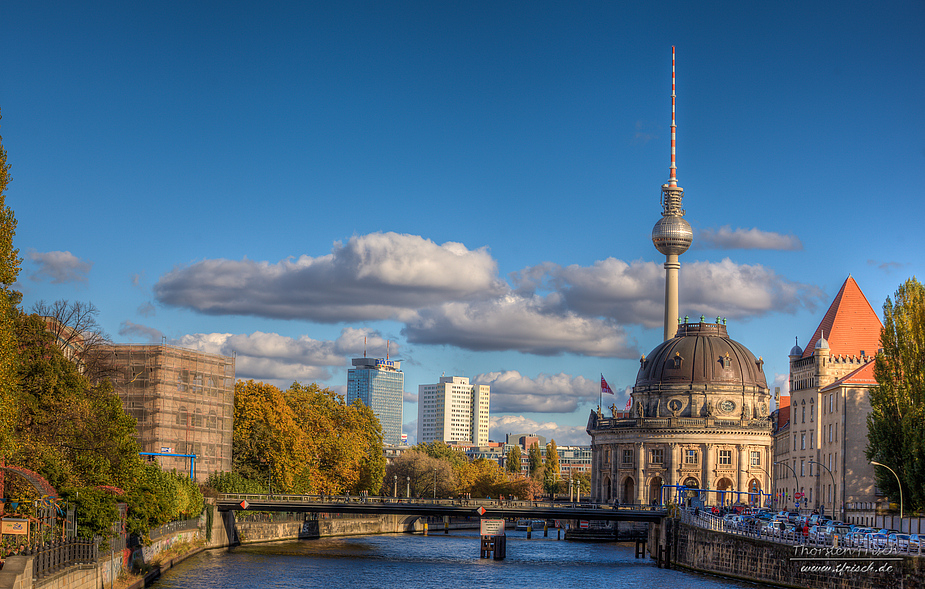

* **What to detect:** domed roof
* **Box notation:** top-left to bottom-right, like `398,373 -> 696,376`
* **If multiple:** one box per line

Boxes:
815,335 -> 830,350
789,336 -> 803,357
635,320 -> 768,392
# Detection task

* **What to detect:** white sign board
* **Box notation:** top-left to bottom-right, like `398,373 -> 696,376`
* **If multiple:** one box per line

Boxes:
480,519 -> 505,536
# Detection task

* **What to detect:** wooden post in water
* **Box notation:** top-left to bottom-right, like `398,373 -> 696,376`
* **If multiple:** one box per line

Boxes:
544,522 -> 548,537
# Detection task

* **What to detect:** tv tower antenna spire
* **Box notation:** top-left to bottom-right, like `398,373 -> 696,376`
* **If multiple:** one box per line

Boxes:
652,46 -> 693,341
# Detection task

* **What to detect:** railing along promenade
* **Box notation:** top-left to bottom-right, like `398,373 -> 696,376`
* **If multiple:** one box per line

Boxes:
679,508 -> 924,556
11,538 -> 99,581
216,494 -> 668,523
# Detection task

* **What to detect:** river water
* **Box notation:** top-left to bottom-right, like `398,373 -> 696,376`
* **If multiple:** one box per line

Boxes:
150,530 -> 760,589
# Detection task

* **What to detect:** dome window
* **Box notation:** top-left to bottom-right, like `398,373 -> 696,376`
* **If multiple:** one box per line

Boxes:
669,353 -> 683,369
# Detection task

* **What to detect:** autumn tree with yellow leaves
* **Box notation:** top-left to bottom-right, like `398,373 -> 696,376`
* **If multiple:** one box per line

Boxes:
232,380 -> 385,495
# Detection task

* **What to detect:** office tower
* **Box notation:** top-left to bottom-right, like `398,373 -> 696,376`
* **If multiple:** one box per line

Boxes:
347,357 -> 404,446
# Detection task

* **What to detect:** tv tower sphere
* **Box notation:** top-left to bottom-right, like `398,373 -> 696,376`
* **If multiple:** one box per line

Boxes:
652,207 -> 693,256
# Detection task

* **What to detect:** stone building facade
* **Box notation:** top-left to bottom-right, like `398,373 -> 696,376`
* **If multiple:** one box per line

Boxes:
776,275 -> 883,522
588,320 -> 773,506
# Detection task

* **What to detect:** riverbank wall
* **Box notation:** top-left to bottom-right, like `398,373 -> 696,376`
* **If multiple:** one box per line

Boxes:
649,518 -> 925,589
1,508 -> 425,589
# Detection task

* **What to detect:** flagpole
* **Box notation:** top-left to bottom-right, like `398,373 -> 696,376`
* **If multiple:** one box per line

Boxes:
599,374 -> 603,413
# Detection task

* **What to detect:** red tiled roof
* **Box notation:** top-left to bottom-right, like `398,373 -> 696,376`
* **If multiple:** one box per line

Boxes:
777,404 -> 790,429
803,276 -> 882,359
821,360 -> 877,391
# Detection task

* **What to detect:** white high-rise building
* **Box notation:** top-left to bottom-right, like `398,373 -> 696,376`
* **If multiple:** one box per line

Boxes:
418,376 -> 490,446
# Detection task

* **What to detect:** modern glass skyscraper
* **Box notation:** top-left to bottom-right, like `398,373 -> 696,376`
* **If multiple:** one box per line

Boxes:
347,357 -> 404,446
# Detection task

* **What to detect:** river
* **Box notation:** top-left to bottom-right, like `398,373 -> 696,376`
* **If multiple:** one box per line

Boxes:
150,529 -> 763,589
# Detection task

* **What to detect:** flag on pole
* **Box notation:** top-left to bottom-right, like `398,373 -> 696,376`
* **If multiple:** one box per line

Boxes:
600,375 -> 614,395
624,397 -> 632,411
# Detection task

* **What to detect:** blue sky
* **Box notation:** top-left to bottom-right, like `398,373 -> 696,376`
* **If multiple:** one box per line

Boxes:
3,1 -> 923,445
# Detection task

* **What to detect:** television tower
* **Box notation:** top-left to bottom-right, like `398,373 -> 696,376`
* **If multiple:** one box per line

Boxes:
651,47 -> 693,341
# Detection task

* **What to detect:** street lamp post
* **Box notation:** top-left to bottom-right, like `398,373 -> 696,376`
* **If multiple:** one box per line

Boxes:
406,476 -> 410,499
393,475 -> 397,498
774,461 -> 800,511
871,461 -> 903,520
809,459 -> 837,519
433,468 -> 437,500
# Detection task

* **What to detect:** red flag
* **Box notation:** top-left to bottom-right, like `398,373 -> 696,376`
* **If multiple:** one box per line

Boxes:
601,375 -> 614,395
624,397 -> 632,411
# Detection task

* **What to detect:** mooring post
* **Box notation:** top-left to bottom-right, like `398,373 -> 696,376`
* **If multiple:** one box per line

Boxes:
544,522 -> 548,537
527,524 -> 532,539
424,522 -> 428,536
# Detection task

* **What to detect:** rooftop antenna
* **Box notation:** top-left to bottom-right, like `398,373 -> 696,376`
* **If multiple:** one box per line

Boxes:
669,45 -> 677,189
387,340 -> 390,360
364,336 -> 367,358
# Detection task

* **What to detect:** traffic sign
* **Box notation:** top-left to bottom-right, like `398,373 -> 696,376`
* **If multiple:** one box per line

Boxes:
476,506 -> 486,516
480,519 -> 505,536
794,492 -> 804,499
240,500 -> 250,510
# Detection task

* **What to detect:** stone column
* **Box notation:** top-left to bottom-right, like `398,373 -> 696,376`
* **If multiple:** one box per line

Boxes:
738,446 -> 748,501
667,443 -> 677,488
703,443 -> 714,496
610,444 -> 622,499
635,442 -> 645,505
591,445 -> 599,501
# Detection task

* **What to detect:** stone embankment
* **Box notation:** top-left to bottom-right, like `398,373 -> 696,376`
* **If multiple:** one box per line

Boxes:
649,518 -> 924,589
0,503 -> 425,589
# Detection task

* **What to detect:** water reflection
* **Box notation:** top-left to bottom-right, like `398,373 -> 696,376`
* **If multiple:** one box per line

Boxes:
152,531 -> 759,589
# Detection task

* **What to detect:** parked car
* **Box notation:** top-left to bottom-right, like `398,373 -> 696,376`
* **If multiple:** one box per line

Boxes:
889,533 -> 912,551
808,525 -> 826,541
826,525 -> 852,544
865,533 -> 889,549
909,534 -> 921,551
849,528 -> 874,547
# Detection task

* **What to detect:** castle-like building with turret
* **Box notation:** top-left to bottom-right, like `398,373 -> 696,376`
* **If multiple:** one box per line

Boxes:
587,48 -> 773,507
775,275 -> 883,525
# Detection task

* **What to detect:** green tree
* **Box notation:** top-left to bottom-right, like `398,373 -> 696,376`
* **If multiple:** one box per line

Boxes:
543,440 -> 560,495
527,442 -> 543,476
415,440 -> 467,469
204,471 -> 266,495
0,109 -> 21,465
13,314 -> 142,492
505,445 -> 522,474
866,277 -> 925,512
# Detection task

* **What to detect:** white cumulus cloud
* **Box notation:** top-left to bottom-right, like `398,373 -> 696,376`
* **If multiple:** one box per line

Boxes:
696,226 -> 802,251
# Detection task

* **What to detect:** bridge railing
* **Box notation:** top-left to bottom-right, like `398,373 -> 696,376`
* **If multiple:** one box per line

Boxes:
678,508 -> 923,555
217,494 -> 666,512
